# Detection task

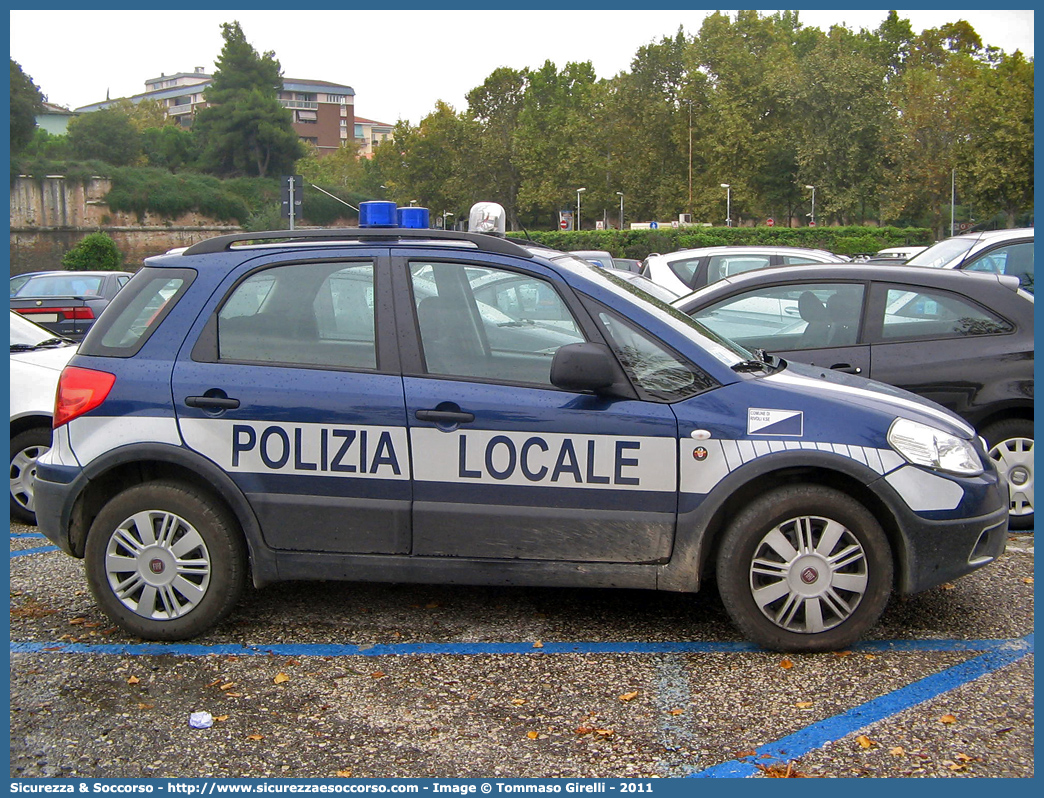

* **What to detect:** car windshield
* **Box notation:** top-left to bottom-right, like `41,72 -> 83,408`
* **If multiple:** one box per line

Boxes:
14,274 -> 104,297
547,254 -> 755,368
10,311 -> 64,347
906,238 -> 976,268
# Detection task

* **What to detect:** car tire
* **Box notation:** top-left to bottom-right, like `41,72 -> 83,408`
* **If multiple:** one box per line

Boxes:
10,426 -> 52,525
982,419 -> 1034,531
84,481 -> 247,640
716,484 -> 893,653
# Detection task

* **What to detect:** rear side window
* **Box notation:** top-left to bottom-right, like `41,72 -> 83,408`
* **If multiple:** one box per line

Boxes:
217,261 -> 377,370
80,268 -> 194,357
880,287 -> 1014,340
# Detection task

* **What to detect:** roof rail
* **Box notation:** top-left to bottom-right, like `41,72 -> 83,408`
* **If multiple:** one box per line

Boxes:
181,228 -> 534,258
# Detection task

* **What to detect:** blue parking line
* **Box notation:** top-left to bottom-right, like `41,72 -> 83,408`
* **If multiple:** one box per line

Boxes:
10,545 -> 58,558
690,634 -> 1034,778
8,636 -> 1024,658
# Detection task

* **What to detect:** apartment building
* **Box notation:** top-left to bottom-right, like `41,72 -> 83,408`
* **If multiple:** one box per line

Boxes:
354,117 -> 394,158
76,68 -> 358,155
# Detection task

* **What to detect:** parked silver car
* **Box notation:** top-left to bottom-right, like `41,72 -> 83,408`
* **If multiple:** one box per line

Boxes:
905,228 -> 1033,294
641,246 -> 848,296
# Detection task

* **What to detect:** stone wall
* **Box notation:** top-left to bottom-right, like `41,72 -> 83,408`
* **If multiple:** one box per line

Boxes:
9,175 -> 242,275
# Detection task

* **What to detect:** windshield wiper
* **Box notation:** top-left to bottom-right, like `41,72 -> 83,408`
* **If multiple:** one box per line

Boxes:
731,347 -> 778,374
10,337 -> 70,352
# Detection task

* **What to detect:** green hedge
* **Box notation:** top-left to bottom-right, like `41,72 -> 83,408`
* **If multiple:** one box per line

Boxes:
509,226 -> 934,259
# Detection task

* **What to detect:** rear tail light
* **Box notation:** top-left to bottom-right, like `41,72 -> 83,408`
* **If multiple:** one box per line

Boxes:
53,367 -> 116,428
16,306 -> 95,320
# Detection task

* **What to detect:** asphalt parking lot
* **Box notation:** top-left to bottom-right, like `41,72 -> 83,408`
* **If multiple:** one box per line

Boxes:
8,521 -> 1034,780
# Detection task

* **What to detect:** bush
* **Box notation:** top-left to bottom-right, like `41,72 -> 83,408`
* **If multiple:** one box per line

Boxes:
61,232 -> 124,271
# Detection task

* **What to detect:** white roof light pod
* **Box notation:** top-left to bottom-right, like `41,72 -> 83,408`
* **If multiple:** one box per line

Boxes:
469,202 -> 507,237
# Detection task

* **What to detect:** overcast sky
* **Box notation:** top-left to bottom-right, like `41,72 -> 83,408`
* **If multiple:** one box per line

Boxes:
9,7 -> 1036,126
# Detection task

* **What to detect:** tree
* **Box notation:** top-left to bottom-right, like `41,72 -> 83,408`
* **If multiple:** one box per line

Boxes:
466,67 -> 528,228
66,108 -> 142,166
61,232 -> 124,271
110,98 -> 172,132
141,125 -> 199,173
10,60 -> 45,153
193,21 -> 305,177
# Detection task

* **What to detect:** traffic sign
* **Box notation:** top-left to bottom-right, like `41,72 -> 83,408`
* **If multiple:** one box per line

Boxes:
766,218 -> 774,227
649,221 -> 659,229
809,220 -> 816,227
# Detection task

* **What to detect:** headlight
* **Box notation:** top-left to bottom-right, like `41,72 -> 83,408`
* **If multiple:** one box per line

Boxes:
888,418 -> 983,476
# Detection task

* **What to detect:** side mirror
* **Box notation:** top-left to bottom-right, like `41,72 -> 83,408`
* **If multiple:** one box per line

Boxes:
550,342 -> 617,393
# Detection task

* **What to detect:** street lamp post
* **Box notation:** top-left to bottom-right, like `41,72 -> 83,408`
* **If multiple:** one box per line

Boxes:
576,187 -> 586,231
805,185 -> 816,226
442,211 -> 454,230
720,183 -> 731,227
616,191 -> 624,229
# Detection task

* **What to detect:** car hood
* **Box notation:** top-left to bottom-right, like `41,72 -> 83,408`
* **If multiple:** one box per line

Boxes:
10,344 -> 78,372
766,360 -> 976,439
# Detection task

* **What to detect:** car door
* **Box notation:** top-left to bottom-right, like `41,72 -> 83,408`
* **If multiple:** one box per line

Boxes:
395,253 -> 681,563
863,281 -> 1018,413
687,281 -> 871,376
171,251 -> 412,555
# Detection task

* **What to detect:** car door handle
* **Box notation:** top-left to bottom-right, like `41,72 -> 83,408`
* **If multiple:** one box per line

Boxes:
186,395 -> 241,409
415,409 -> 475,424
830,364 -> 862,374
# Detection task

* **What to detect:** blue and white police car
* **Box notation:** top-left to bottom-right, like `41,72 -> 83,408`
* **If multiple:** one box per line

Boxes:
34,202 -> 1009,652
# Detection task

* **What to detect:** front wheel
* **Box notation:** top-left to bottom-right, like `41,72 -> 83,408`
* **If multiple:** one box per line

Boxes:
716,484 -> 893,653
10,426 -> 52,525
84,482 -> 247,640
982,419 -> 1033,531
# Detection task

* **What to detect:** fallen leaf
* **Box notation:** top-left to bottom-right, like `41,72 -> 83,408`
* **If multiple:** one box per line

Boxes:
575,726 -> 594,735
756,762 -> 807,778
795,701 -> 813,709
274,673 -> 290,684
226,693 -> 243,698
425,602 -> 439,609
955,753 -> 976,762
1022,577 -> 1033,584
206,679 -> 222,688
527,731 -> 539,740
215,715 -> 229,722
533,640 -> 544,649
669,708 -> 685,716
889,747 -> 905,757
856,735 -> 875,749
511,698 -> 527,706
594,729 -> 614,737
780,658 -> 793,670
619,691 -> 639,701
371,671 -> 386,679
219,682 -> 236,691
948,762 -> 967,772
127,676 -> 140,685
336,770 -> 352,778
248,734 -> 263,741
941,582 -> 956,590
136,703 -> 154,710
69,618 -> 86,625
940,714 -> 957,724
736,750 -> 758,758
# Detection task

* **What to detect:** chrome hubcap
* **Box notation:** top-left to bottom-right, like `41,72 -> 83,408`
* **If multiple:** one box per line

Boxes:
104,510 -> 212,620
749,515 -> 868,634
988,437 -> 1034,518
10,443 -> 48,513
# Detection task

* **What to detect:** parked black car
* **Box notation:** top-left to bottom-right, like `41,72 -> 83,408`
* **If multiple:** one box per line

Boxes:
10,270 -> 132,340
673,263 -> 1034,528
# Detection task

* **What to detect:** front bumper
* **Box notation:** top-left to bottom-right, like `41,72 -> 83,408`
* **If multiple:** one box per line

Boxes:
881,469 -> 1010,595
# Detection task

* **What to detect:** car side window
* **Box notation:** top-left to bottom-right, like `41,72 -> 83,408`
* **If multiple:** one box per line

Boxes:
963,242 -> 1034,292
218,261 -> 376,369
668,258 -> 702,289
707,255 -> 771,282
411,262 -> 584,386
690,283 -> 865,353
596,310 -> 717,401
881,287 -> 1013,340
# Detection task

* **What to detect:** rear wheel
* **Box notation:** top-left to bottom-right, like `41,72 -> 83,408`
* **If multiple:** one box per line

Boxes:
10,426 -> 52,525
84,482 -> 247,640
716,484 -> 893,652
982,419 -> 1033,530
